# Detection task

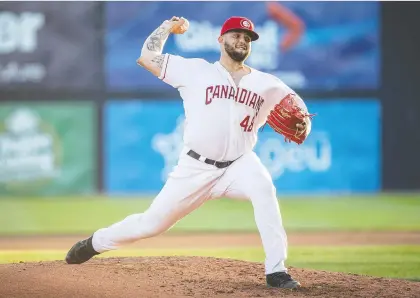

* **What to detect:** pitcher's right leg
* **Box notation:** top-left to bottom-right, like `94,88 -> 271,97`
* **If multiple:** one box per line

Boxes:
66,153 -> 224,264
214,151 -> 300,289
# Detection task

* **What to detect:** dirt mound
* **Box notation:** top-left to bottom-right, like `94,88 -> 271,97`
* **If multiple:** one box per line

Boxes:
0,256 -> 418,298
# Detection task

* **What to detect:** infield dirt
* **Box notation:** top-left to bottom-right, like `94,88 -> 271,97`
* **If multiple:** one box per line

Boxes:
0,232 -> 419,298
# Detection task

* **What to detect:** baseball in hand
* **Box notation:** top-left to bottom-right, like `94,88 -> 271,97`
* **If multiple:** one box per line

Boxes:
171,17 -> 189,34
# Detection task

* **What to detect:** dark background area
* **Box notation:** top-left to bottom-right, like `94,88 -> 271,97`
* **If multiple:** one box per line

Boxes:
381,2 -> 420,191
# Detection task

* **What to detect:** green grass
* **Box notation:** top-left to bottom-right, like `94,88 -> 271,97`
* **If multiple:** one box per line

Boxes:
0,194 -> 419,235
1,245 -> 419,280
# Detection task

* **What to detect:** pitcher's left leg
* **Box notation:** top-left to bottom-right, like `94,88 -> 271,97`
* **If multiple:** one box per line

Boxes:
219,151 -> 300,289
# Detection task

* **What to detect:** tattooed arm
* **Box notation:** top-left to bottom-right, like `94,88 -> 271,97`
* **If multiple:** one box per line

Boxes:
137,17 -> 183,77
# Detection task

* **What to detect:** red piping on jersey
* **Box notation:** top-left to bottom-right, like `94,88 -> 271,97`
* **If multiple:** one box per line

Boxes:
162,55 -> 169,80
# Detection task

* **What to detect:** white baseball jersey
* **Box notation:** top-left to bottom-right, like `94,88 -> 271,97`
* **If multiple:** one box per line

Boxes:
158,53 -> 310,161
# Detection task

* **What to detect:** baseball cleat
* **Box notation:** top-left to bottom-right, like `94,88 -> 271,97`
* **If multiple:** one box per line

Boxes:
266,272 -> 301,289
65,235 -> 99,264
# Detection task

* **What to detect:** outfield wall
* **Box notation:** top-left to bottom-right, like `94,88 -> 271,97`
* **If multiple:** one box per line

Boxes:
0,2 -> 418,196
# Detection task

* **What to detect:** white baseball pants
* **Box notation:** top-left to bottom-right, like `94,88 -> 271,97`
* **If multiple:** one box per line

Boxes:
92,146 -> 288,274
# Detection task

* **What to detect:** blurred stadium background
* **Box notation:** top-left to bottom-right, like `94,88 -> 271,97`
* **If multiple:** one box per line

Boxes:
0,1 -> 419,282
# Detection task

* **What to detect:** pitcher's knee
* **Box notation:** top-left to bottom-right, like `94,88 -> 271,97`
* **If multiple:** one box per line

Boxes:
140,223 -> 168,238
251,178 -> 276,198
137,213 -> 174,238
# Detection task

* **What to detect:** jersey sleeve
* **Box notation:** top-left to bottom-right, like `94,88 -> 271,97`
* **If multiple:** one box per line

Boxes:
158,53 -> 198,88
267,78 -> 309,112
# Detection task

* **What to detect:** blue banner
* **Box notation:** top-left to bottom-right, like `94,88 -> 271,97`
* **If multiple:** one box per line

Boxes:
106,1 -> 379,91
104,99 -> 381,195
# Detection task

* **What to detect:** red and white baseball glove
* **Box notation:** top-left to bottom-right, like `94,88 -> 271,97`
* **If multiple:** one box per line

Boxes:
266,93 -> 315,145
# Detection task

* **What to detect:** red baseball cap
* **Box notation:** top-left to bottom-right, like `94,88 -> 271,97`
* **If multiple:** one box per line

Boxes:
220,16 -> 259,41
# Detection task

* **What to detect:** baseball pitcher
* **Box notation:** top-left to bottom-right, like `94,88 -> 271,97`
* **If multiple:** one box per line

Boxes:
66,16 -> 314,289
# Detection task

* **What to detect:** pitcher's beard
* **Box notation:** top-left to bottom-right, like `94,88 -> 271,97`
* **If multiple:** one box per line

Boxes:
224,43 -> 249,62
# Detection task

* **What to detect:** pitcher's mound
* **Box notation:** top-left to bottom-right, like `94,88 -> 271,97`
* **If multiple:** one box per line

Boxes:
0,256 -> 418,298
